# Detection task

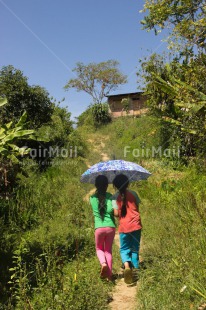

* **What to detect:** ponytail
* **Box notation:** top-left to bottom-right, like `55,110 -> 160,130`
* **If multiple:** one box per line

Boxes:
120,189 -> 127,217
96,191 -> 106,220
95,175 -> 108,220
113,174 -> 129,218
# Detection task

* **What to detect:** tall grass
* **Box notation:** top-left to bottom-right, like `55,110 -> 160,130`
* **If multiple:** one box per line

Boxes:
0,157 -> 115,309
136,164 -> 206,309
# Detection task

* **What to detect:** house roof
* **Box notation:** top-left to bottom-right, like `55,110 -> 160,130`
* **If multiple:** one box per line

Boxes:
106,91 -> 143,98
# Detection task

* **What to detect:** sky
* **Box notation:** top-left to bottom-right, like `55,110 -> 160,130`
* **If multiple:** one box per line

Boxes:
1,0 -> 168,121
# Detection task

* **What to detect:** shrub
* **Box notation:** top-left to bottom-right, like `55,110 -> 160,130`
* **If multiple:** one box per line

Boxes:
91,103 -> 111,126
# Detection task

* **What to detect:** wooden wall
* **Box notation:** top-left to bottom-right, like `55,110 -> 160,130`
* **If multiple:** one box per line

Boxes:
107,93 -> 147,118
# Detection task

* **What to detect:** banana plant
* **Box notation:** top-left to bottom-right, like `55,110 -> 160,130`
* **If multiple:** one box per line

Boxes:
0,98 -> 35,189
0,112 -> 35,163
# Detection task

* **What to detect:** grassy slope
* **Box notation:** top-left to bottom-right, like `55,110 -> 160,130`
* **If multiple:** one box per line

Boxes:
2,157 -> 117,310
83,116 -> 206,309
3,115 -> 205,309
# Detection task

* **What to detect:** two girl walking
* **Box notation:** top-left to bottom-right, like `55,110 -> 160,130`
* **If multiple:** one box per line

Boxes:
89,174 -> 142,284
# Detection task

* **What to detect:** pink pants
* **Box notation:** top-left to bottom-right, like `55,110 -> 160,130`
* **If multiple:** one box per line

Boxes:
95,227 -> 116,277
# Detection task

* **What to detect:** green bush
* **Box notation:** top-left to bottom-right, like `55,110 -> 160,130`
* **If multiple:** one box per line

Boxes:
91,103 -> 111,126
76,103 -> 111,129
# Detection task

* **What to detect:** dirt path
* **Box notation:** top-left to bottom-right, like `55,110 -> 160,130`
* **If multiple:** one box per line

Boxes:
85,136 -> 139,310
100,141 -> 110,161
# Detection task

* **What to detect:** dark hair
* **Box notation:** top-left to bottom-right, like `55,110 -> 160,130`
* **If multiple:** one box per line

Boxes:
113,174 -> 129,217
95,175 -> 108,220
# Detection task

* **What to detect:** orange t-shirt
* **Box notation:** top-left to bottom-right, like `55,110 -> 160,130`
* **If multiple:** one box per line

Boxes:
115,190 -> 142,233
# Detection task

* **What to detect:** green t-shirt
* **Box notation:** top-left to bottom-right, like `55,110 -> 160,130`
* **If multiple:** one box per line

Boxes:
90,192 -> 116,229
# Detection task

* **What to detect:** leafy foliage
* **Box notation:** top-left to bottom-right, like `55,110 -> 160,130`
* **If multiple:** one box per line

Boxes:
37,105 -> 73,146
0,99 -> 36,195
141,0 -> 206,53
0,111 -> 35,163
139,53 -> 206,160
91,103 -> 111,126
0,65 -> 54,128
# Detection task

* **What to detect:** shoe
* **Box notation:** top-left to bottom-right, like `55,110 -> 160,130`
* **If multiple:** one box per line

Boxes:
109,273 -> 118,281
100,264 -> 108,279
124,268 -> 133,284
132,268 -> 140,282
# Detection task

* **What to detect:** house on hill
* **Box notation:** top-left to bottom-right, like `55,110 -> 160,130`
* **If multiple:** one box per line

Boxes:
106,92 -> 147,118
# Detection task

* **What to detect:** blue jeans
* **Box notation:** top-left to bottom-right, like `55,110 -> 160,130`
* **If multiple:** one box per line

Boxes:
119,230 -> 141,268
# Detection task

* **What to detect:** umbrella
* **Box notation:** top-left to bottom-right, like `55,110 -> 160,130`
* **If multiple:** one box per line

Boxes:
80,159 -> 151,184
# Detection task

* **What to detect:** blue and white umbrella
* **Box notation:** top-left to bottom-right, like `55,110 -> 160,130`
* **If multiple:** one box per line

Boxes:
80,159 -> 151,184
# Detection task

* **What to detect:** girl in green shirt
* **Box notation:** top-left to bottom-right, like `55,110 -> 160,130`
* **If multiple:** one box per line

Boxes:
90,175 -> 116,281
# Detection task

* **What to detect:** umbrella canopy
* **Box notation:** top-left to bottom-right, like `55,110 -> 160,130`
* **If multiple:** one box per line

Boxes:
80,159 -> 151,184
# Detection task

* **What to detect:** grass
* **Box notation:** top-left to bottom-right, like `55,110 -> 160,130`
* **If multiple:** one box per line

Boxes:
0,156 -> 117,309
96,115 -> 161,162
136,165 -> 206,309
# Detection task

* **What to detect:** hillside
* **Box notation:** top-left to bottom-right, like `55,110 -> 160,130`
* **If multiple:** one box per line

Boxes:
78,115 -> 206,310
0,114 -> 205,310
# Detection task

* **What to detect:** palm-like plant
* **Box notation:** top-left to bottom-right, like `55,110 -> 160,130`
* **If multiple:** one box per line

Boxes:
0,98 -> 35,190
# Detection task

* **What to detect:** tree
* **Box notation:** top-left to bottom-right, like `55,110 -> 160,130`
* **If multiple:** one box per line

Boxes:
138,1 -> 206,160
64,60 -> 127,104
0,66 -> 54,129
141,0 -> 206,53
140,53 -> 206,159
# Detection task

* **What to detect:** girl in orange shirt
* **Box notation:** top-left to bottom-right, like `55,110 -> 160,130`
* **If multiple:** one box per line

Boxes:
112,174 -> 142,284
